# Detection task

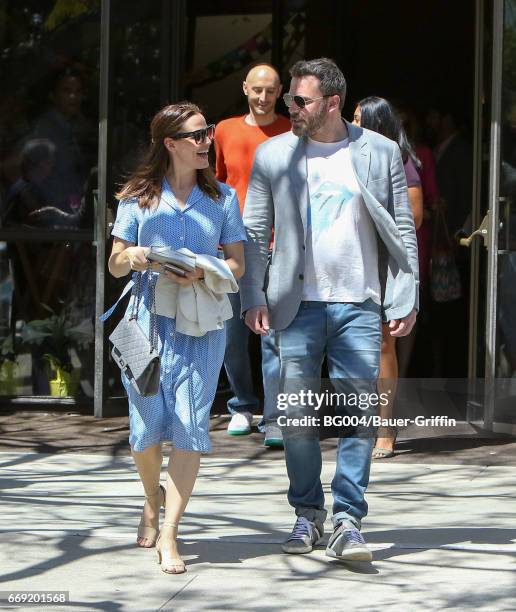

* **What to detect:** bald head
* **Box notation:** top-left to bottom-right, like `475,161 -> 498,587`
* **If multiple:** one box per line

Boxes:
245,64 -> 281,86
243,64 -> 282,125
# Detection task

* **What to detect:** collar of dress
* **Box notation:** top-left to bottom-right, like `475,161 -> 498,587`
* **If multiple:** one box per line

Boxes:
160,177 -> 203,211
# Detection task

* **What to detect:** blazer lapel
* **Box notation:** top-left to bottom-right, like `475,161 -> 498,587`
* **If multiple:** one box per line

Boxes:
348,121 -> 371,186
288,137 -> 309,237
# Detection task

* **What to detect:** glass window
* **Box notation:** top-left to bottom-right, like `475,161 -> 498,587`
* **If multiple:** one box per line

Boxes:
0,1 -> 100,398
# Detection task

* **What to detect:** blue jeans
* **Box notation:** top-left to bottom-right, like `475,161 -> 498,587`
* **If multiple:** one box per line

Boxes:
224,291 -> 280,427
276,300 -> 381,529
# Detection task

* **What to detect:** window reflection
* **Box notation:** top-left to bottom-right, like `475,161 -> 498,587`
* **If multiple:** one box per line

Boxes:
0,1 -> 99,397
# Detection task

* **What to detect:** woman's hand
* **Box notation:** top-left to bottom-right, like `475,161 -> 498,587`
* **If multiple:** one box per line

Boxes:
162,266 -> 205,286
124,246 -> 161,272
108,239 -> 160,277
125,246 -> 151,271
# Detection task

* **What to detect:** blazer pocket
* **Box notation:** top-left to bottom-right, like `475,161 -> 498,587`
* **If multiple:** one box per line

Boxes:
367,176 -> 390,203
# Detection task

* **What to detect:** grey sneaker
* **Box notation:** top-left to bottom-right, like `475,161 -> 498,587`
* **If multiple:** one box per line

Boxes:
325,522 -> 372,561
282,516 -> 323,554
264,424 -> 284,448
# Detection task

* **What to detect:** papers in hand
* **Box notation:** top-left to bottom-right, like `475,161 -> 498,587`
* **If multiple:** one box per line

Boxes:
146,247 -> 196,276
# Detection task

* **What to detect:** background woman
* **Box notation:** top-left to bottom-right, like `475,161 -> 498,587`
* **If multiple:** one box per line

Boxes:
397,105 -> 441,378
353,96 -> 423,458
108,102 -> 245,573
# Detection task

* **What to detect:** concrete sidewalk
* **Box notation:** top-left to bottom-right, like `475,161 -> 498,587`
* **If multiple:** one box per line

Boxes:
1,450 -> 516,611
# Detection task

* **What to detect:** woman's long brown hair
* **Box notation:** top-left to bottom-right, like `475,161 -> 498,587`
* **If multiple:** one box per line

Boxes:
116,102 -> 221,207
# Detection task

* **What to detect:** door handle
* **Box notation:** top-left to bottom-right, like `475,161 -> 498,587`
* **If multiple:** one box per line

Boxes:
459,213 -> 489,247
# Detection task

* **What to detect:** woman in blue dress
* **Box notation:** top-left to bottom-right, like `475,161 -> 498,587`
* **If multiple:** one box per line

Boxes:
108,102 -> 245,573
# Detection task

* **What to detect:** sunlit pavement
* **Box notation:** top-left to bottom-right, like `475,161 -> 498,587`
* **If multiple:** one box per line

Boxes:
1,450 -> 515,611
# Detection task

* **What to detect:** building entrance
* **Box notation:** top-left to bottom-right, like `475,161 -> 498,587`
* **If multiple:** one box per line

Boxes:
96,0 -> 516,431
2,1 -> 512,433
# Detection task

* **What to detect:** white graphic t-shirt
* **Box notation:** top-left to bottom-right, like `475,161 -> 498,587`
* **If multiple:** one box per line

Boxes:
302,137 -> 381,303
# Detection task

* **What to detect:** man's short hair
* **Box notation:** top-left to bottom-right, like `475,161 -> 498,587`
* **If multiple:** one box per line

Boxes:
289,58 -> 346,110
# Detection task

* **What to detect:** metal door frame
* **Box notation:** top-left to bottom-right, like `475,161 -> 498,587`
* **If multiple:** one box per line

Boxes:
93,0 -> 110,418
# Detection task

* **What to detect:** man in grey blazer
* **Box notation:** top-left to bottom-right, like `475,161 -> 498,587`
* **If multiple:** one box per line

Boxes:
240,58 -> 418,562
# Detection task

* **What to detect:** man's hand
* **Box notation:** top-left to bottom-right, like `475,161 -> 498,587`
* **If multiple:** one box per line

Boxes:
245,306 -> 270,335
388,308 -> 417,338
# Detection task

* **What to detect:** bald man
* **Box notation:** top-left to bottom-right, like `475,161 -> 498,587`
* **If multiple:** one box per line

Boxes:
215,63 -> 290,446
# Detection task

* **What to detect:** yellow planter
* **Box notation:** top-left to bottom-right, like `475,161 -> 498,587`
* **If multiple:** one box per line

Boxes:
49,368 -> 80,397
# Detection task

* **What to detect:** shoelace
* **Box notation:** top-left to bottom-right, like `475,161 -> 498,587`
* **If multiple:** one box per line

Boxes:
289,516 -> 313,540
344,528 -> 366,545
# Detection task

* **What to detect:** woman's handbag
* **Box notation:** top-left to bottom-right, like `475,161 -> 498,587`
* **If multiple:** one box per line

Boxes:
430,208 -> 462,303
109,267 -> 160,396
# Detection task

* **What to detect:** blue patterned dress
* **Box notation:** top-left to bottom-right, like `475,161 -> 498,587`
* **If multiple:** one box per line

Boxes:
111,178 -> 246,452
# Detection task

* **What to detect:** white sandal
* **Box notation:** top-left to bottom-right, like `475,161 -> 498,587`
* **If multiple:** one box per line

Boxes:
156,522 -> 186,574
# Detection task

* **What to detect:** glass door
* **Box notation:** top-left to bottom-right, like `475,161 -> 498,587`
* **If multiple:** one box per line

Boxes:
487,0 -> 516,432
465,0 -> 516,432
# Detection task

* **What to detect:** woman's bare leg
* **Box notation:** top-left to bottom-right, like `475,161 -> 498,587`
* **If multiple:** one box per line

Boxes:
132,443 -> 163,547
158,447 -> 201,572
375,324 -> 398,454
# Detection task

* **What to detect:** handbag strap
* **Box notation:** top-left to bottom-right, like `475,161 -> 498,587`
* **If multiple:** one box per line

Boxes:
433,207 -> 454,247
129,262 -> 158,353
99,279 -> 134,322
148,265 -> 158,353
129,269 -> 143,320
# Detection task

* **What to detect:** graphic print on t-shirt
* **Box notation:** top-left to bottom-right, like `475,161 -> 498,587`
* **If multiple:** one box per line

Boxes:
307,180 -> 355,235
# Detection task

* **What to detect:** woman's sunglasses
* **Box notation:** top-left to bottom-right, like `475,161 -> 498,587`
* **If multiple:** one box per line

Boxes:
282,93 -> 333,109
172,124 -> 215,144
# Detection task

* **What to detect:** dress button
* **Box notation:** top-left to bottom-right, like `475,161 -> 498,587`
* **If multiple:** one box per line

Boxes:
299,273 -> 304,280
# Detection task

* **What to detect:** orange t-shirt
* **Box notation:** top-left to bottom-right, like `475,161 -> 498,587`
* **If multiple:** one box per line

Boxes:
215,114 -> 291,212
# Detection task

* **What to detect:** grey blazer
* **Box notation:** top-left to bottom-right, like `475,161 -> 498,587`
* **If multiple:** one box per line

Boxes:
239,121 -> 419,331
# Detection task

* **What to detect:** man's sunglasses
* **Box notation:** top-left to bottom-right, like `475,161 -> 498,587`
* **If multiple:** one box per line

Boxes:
172,124 -> 215,144
282,93 -> 333,109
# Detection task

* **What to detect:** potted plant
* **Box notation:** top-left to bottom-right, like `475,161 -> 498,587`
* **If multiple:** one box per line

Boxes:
21,303 -> 94,397
0,335 -> 18,395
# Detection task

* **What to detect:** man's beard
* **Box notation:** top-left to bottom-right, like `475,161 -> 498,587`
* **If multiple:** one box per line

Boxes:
291,100 -> 328,137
